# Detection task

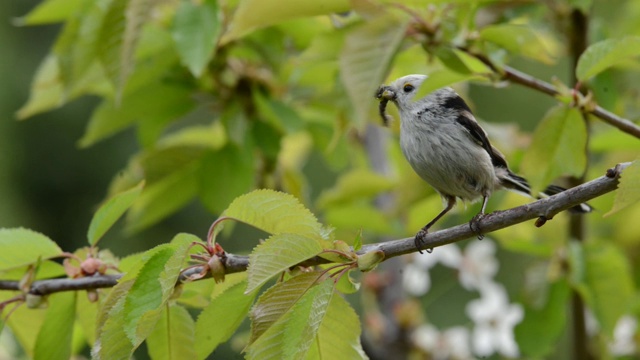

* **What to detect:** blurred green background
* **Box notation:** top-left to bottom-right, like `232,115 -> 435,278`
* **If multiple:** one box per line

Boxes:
1,0 -> 214,257
3,1 -> 640,359
0,1 -> 564,255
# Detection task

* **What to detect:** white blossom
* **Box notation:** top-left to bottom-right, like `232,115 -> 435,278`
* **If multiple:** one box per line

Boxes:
402,262 -> 431,296
403,245 -> 462,296
413,243 -> 462,269
466,282 -> 523,358
458,239 -> 499,291
412,324 -> 472,360
609,315 -> 637,356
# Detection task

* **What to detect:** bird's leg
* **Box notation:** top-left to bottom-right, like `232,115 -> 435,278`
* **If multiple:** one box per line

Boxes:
415,196 -> 456,253
469,195 -> 489,240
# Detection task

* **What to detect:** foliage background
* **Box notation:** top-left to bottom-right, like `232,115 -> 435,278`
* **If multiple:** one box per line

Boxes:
1,0 -> 214,257
1,0 -> 640,359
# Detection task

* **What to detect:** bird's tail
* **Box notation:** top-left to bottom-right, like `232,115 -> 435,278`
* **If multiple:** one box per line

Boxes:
500,171 -> 593,213
500,171 -> 531,197
541,184 -> 593,213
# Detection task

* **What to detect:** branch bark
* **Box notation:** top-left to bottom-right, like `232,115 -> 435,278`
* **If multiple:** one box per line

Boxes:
0,163 -> 629,297
459,49 -> 640,139
502,66 -> 640,138
567,9 -> 592,359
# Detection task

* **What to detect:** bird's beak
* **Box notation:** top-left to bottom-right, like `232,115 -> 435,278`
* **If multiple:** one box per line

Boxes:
375,86 -> 396,101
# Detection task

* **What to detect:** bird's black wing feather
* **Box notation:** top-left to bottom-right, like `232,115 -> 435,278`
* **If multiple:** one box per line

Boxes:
444,96 -> 509,169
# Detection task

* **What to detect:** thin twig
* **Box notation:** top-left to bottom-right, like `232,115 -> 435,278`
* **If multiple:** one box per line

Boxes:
458,50 -> 640,138
502,66 -> 640,138
0,163 -> 628,296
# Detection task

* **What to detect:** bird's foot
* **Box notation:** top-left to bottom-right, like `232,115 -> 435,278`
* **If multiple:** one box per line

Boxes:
414,228 -> 433,254
469,213 -> 485,240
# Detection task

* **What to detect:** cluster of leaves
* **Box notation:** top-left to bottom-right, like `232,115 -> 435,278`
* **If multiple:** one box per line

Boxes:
1,188 -> 376,359
4,0 -> 640,358
16,0 -> 640,233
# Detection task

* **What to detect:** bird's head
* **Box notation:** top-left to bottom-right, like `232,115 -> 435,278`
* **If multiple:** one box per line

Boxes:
376,74 -> 428,108
375,74 -> 428,126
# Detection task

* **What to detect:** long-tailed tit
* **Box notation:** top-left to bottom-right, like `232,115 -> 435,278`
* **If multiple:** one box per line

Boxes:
376,74 -> 591,253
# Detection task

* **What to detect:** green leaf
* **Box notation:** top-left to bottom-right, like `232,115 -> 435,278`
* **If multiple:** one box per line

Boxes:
16,0 -> 85,25
87,181 -> 144,246
281,280 -> 334,359
3,296 -> 47,358
412,68 -> 483,101
334,270 -> 360,294
221,0 -> 350,43
253,91 -> 305,134
298,26 -> 346,63
209,272 -> 248,299
433,47 -> 492,76
16,55 -> 108,119
195,280 -> 256,359
76,290 -> 99,346
572,241 -> 635,336
123,234 -> 193,346
135,146 -> 206,183
94,246 -> 160,358
434,47 -> 471,75
591,129 -> 640,152
317,240 -> 355,264
248,278 -> 365,359
95,245 -> 156,328
304,291 -> 366,359
356,250 -> 385,272
198,145 -> 255,214
324,204 -> 394,234
480,23 -> 558,64
576,36 -> 640,81
0,228 -> 63,271
316,169 -> 395,209
98,0 -> 156,98
171,0 -> 221,77
18,24 -> 179,120
340,16 -> 408,126
353,230 -> 362,251
605,159 -> 640,216
97,0 -> 128,95
94,279 -> 136,359
52,0 -> 104,95
521,106 -> 587,191
451,49 -> 493,74
33,292 -> 76,360
249,272 -> 321,344
247,280 -> 333,359
121,25 -> 180,94
0,261 -> 65,280
16,55 -> 65,119
79,83 -> 195,147
251,120 -> 283,162
247,233 -> 325,293
126,161 -> 200,233
123,248 -> 174,343
158,122 -> 227,150
515,280 -> 570,358
94,239 -> 191,359
146,304 -> 197,360
219,189 -> 329,242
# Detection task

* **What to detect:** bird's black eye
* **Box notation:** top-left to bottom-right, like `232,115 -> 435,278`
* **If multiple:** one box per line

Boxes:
403,84 -> 414,93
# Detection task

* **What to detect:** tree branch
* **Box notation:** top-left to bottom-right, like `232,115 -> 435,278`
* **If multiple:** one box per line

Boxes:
457,48 -> 640,138
0,163 -> 629,297
501,66 -> 640,138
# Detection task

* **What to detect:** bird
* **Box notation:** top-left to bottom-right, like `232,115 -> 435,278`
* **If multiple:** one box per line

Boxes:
375,74 -> 591,253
